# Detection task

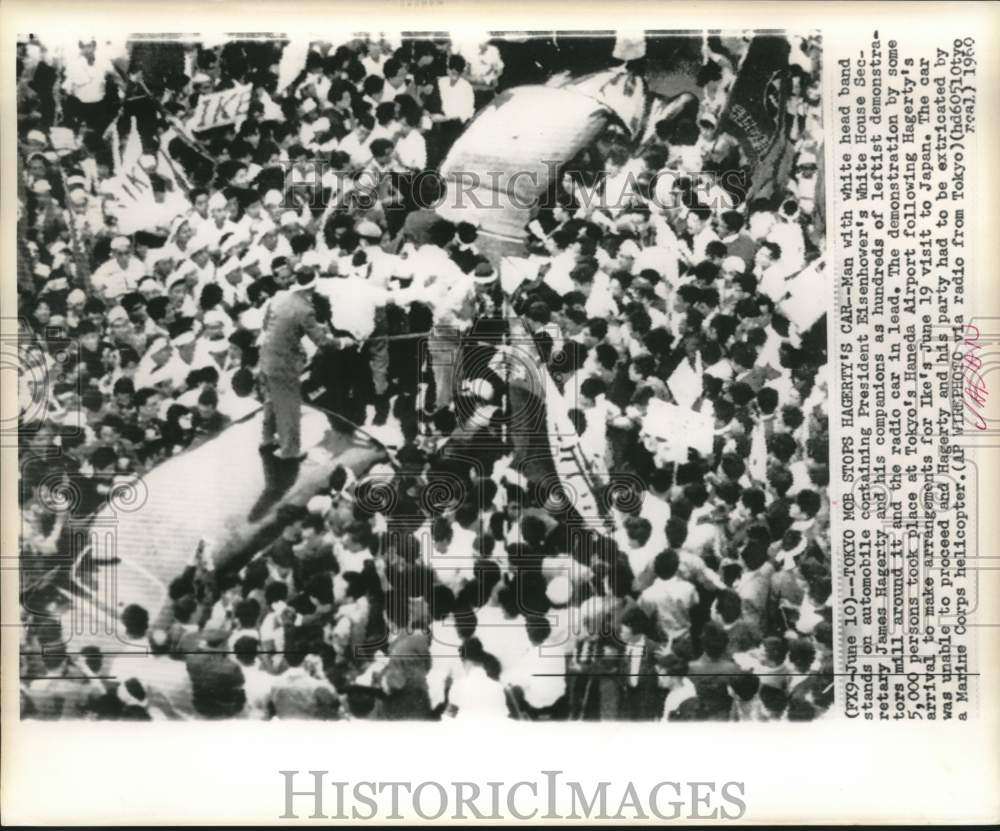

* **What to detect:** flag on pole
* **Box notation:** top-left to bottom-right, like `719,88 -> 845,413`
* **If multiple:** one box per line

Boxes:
719,34 -> 795,200
105,118 -> 150,204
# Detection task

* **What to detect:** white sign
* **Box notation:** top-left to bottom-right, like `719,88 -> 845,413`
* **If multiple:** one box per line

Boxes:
642,398 -> 715,463
187,83 -> 253,132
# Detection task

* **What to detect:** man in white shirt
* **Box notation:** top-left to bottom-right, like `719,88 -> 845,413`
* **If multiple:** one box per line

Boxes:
437,55 -> 475,123
446,639 -> 510,720
474,587 -> 533,681
232,637 -> 275,720
507,615 -> 567,717
91,236 -> 145,302
684,206 -> 720,265
62,37 -> 115,131
637,549 -> 699,646
431,54 -> 474,166
755,241 -> 793,302
340,114 -> 376,169
393,113 -> 428,172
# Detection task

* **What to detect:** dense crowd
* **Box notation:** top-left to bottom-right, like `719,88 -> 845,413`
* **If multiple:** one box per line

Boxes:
18,31 -> 831,721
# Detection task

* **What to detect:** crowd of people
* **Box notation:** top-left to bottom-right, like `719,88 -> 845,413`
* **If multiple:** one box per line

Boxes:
18,30 -> 831,721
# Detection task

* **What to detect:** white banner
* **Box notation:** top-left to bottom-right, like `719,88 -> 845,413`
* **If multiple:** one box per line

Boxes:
642,398 -> 715,464
186,83 -> 253,132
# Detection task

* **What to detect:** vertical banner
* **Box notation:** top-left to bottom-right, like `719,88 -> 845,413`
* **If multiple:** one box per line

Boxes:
719,34 -> 794,200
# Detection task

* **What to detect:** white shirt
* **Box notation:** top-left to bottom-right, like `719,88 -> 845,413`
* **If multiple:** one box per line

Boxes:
394,244 -> 466,304
542,249 -> 578,296
690,225 -> 721,263
767,220 -> 806,275
339,131 -> 372,168
395,129 -> 427,171
662,678 -> 698,720
448,666 -> 509,720
91,256 -> 145,301
584,272 -> 619,319
240,663 -> 276,719
507,646 -> 566,708
245,236 -> 292,277
314,275 -> 386,341
474,605 -> 532,678
437,76 -> 475,122
217,272 -> 251,309
638,576 -> 698,643
63,54 -> 112,103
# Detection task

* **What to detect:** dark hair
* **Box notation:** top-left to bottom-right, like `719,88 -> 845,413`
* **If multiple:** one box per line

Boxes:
524,613 -> 551,646
699,620 -> 729,660
233,635 -> 259,666
653,549 -> 680,581
759,684 -> 788,715
730,671 -> 761,701
621,605 -> 651,639
796,489 -> 822,518
369,138 -> 394,158
382,58 -> 402,79
788,637 -> 817,671
720,210 -> 745,234
121,603 -> 149,639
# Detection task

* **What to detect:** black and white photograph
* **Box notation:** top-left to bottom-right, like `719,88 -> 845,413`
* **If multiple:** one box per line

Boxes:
15,27 -> 832,724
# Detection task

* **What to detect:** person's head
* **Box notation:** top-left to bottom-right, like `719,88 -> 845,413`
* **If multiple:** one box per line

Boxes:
447,54 -> 466,80
524,613 -> 551,647
79,644 -> 103,674
382,57 -> 405,86
699,620 -> 729,660
653,548 -> 680,581
342,520 -> 372,552
619,605 -> 651,643
121,603 -> 149,640
233,635 -> 259,667
196,386 -> 218,420
740,539 -> 768,573
794,489 -> 822,521
685,205 -> 712,236
73,39 -> 99,66
264,580 -> 289,608
759,684 -> 787,717
431,516 -> 453,552
719,210 -> 745,237
578,376 -> 607,410
762,635 -> 788,666
729,671 -> 761,703
788,637 -> 817,673
716,589 -> 742,625
755,240 -> 781,271
234,598 -> 261,629
623,515 -> 652,549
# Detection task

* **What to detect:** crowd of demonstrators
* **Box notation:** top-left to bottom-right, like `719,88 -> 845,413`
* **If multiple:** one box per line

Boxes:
18,31 -> 832,722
